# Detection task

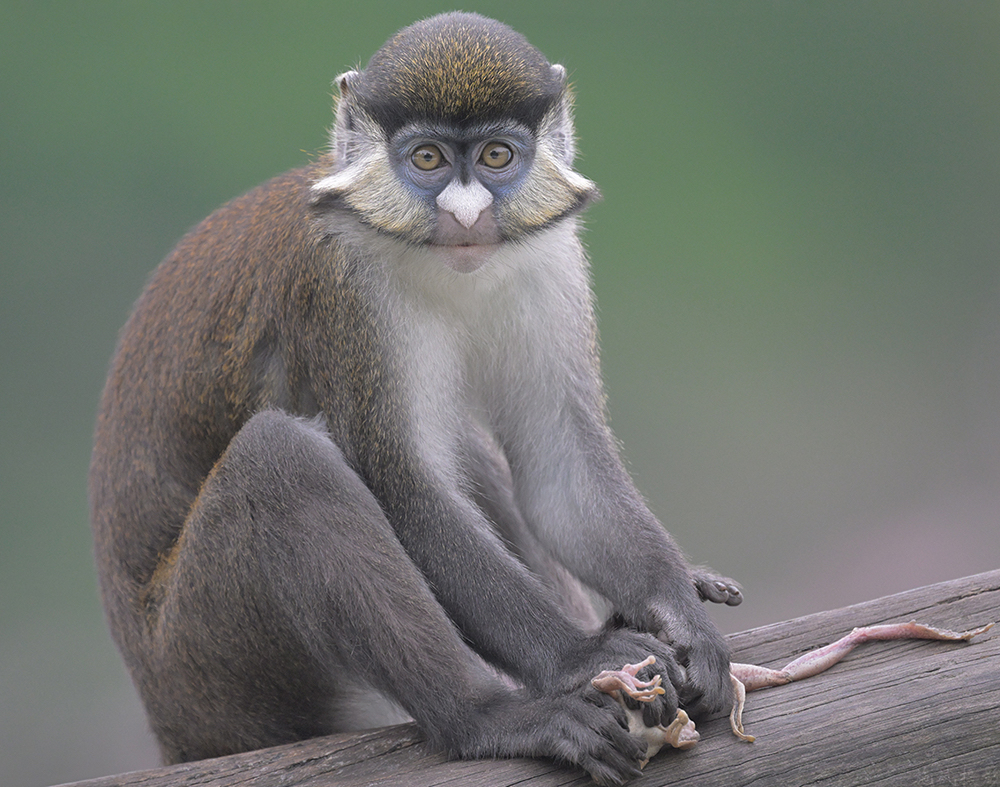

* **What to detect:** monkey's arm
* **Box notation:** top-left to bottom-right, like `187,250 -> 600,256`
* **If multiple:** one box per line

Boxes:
371,463 -> 682,723
499,377 -> 733,716
466,261 -> 732,715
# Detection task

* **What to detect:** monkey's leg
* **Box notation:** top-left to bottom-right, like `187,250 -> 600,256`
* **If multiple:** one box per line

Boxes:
139,410 -> 647,785
139,410 -> 459,760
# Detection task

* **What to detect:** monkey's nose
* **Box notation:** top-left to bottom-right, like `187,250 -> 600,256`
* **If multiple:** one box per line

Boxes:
436,180 -> 494,229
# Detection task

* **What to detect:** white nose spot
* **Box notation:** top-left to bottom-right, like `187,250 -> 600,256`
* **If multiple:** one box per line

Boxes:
436,180 -> 494,229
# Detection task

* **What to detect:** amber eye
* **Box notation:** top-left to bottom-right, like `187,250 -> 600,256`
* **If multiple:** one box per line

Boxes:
480,142 -> 513,169
411,144 -> 443,171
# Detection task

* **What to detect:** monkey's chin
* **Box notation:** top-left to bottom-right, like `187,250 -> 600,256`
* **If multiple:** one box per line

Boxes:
433,243 -> 501,273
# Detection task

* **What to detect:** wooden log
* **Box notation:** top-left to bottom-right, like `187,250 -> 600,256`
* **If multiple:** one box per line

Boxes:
58,570 -> 1000,787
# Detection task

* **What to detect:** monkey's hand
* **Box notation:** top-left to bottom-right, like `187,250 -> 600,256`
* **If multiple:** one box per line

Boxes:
555,627 -> 684,731
648,600 -> 734,717
592,657 -> 700,763
450,688 -> 649,787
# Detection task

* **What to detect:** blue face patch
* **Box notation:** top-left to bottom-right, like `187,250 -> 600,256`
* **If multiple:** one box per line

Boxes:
390,124 -> 536,205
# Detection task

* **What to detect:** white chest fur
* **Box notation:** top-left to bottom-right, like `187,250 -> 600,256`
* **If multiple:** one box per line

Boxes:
375,222 -> 595,473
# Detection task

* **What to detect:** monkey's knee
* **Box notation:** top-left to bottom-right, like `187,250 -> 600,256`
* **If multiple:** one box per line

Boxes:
215,409 -> 355,499
229,409 -> 332,464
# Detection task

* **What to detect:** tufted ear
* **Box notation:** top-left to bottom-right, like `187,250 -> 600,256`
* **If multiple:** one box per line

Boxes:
335,70 -> 359,98
542,73 -> 580,167
331,70 -> 361,149
313,71 -> 368,201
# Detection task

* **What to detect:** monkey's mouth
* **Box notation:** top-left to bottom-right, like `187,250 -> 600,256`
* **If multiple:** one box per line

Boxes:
431,241 -> 501,273
434,240 -> 500,248
433,211 -> 501,247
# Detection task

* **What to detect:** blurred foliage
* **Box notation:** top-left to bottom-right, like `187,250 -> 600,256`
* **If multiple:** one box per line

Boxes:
2,2 -> 999,784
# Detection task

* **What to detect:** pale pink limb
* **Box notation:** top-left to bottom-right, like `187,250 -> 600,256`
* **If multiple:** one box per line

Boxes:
591,655 -> 665,701
659,709 -> 699,752
727,620 -> 994,741
593,621 -> 994,758
728,673 -> 754,742
732,620 -> 994,690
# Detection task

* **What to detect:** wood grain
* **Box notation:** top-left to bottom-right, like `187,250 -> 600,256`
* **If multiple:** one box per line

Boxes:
58,570 -> 1000,787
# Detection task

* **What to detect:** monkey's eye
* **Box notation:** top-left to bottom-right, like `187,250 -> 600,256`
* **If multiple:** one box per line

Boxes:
411,144 -> 444,171
480,142 -> 513,169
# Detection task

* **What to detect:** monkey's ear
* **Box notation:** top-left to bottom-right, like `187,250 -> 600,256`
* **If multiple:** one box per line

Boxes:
332,70 -> 361,130
550,64 -> 567,85
325,70 -> 364,176
335,70 -> 360,98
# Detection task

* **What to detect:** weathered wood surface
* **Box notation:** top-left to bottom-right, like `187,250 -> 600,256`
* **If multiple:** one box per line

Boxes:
60,570 -> 1000,787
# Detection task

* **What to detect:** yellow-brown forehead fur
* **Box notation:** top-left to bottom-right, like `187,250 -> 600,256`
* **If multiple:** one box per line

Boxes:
354,12 -> 564,133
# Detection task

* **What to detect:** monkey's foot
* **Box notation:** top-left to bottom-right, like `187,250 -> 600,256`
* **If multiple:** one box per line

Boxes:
692,568 -> 743,606
726,620 -> 994,742
591,657 -> 699,764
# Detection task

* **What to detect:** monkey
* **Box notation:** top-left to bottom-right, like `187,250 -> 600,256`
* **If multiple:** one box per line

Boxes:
89,12 -> 741,786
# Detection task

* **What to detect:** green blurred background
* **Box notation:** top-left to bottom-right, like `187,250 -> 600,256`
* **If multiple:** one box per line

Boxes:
3,2 -> 999,784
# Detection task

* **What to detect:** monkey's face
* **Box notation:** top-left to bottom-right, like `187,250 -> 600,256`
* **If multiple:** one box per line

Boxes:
310,13 -> 598,272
